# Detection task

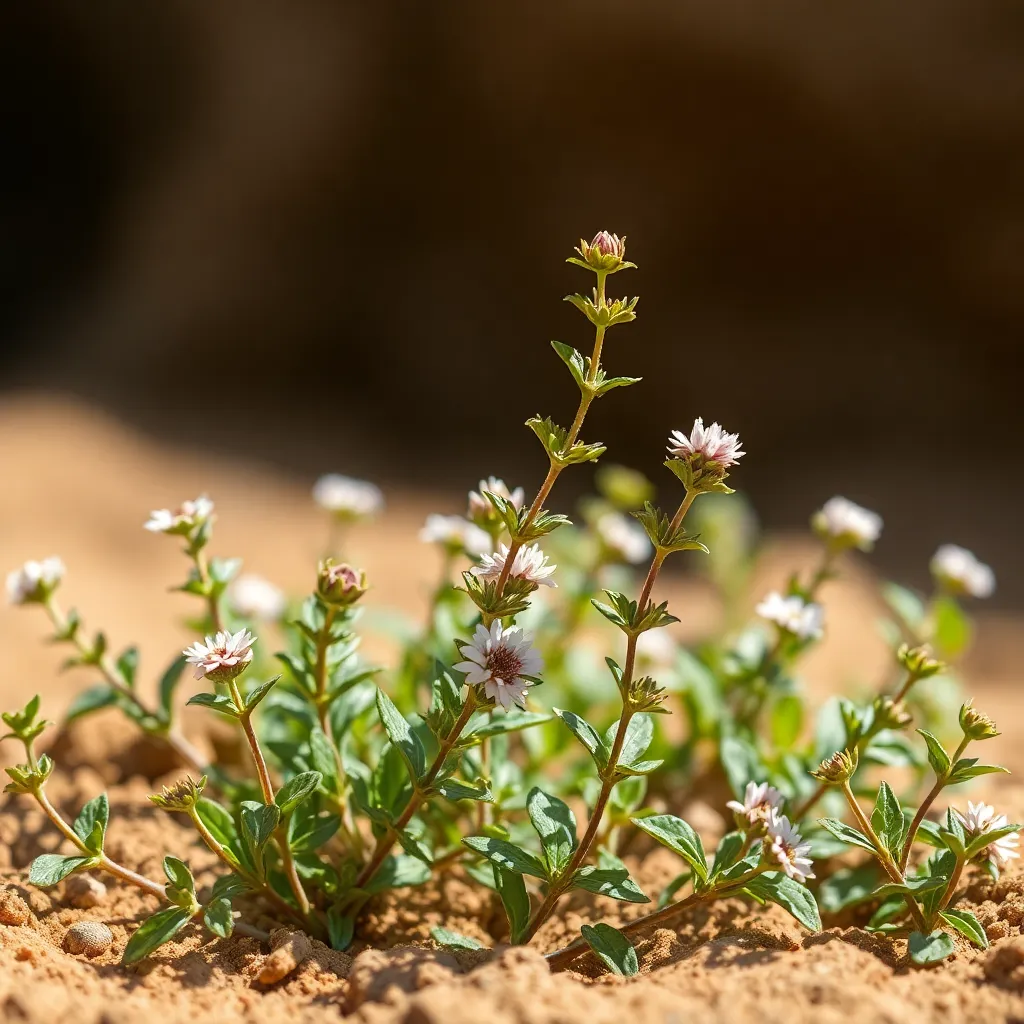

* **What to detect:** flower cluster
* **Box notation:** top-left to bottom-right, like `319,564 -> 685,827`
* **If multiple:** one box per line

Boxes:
312,474 -> 383,519
812,496 -> 883,552
6,557 -> 65,605
930,544 -> 995,599
756,591 -> 824,640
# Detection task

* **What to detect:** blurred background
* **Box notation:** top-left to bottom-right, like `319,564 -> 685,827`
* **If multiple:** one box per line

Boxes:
2,2 -> 1022,603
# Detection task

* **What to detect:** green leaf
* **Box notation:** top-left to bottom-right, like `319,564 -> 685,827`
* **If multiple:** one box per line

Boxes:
276,771 -> 323,816
494,865 -> 531,944
932,595 -> 971,658
553,708 -> 607,769
430,927 -> 485,950
327,907 -> 357,950
243,676 -> 280,711
917,730 -> 951,778
289,812 -> 341,853
464,711 -> 551,742
308,728 -> 339,793
122,906 -> 194,964
743,873 -> 820,931
908,929 -> 955,966
940,909 -> 988,949
202,899 -> 234,939
579,923 -> 639,976
116,646 -> 140,688
882,582 -> 926,631
28,853 -> 91,887
871,782 -> 904,858
719,734 -> 763,801
710,831 -> 746,879
947,762 -> 1009,785
194,798 -> 237,847
157,655 -> 188,719
437,779 -> 493,803
73,794 -> 109,854
571,865 -> 649,904
965,823 -> 1022,859
770,694 -> 804,751
631,814 -> 707,882
186,692 -> 240,717
818,864 -> 882,913
868,875 -> 947,901
212,875 -> 250,900
363,855 -> 431,895
527,788 -> 577,876
240,801 -> 281,855
817,818 -> 877,854
376,689 -> 426,780
608,714 -> 653,767
163,855 -> 195,894
462,836 -> 548,879
65,686 -> 118,723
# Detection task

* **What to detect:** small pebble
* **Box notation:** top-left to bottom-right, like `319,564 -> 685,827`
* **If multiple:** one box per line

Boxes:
64,874 -> 108,909
0,888 -> 31,926
258,930 -> 311,984
64,921 -> 113,957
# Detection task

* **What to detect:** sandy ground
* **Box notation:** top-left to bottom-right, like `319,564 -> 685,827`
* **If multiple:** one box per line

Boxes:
3,393 -> 1024,1023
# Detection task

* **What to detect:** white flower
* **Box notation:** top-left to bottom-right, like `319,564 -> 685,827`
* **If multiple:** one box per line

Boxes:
667,418 -> 745,469
471,543 -> 557,588
312,474 -> 383,518
144,495 -> 214,534
453,621 -> 543,711
419,514 -> 491,556
228,575 -> 286,621
930,544 -> 995,599
595,512 -> 652,565
812,496 -> 882,552
6,557 -> 65,605
183,629 -> 257,681
727,781 -> 785,827
764,810 -> 815,883
756,591 -> 824,640
635,628 -> 677,668
956,801 -> 1020,869
467,477 -> 525,522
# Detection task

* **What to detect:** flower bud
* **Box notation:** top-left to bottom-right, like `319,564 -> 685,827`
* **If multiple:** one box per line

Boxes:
625,675 -> 668,713
149,775 -> 207,812
810,748 -> 859,785
572,231 -> 635,274
897,643 -> 945,680
317,559 -> 368,606
6,557 -> 65,606
4,753 -> 54,794
959,700 -> 999,741
872,696 -> 913,731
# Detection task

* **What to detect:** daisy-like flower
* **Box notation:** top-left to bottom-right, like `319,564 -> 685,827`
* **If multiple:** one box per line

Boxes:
183,629 -> 256,681
811,496 -> 883,552
228,574 -> 286,621
726,781 -> 785,828
764,810 -> 815,883
756,591 -> 824,640
467,477 -> 525,525
471,543 -> 557,588
419,514 -> 491,556
930,544 -> 995,599
144,495 -> 214,534
312,474 -> 383,518
595,512 -> 652,565
956,801 -> 1020,869
6,557 -> 65,605
454,621 -> 543,711
667,418 -> 745,470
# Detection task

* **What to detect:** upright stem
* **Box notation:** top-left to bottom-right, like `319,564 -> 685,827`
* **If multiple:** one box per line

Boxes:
520,492 -> 696,944
899,736 -> 970,872
355,696 -> 478,890
936,854 -> 966,915
44,599 -> 209,777
313,606 -> 338,731
191,549 -> 224,633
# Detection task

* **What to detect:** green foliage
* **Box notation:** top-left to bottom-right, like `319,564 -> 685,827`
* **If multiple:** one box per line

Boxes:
579,922 -> 639,976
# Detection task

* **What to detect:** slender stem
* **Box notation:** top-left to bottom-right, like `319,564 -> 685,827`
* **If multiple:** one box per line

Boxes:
899,736 -> 969,872
891,668 -> 922,705
191,549 -> 224,633
937,854 -> 966,917
356,696 -> 478,890
790,781 -> 828,824
313,606 -> 338,731
34,788 -> 167,901
44,599 -> 209,777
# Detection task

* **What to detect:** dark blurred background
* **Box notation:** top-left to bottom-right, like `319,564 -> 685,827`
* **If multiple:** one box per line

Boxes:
2,3 -> 1022,602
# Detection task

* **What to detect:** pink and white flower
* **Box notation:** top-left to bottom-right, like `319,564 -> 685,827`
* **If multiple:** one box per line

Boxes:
6,557 -> 65,605
727,781 -> 785,828
764,810 -> 815,883
812,496 -> 883,551
454,621 -> 543,711
472,543 -> 557,588
312,474 -> 383,518
667,418 -> 745,470
419,514 -> 491,556
956,801 -> 1020,869
183,629 -> 257,681
144,495 -> 214,534
931,544 -> 995,599
756,591 -> 824,640
467,477 -> 525,523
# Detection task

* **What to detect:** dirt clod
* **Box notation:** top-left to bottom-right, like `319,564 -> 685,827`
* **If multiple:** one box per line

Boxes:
63,874 -> 107,909
0,888 -> 30,926
257,930 -> 312,984
63,921 -> 113,956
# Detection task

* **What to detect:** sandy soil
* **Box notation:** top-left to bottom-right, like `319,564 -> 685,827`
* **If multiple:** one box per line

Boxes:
3,394 -> 1024,1023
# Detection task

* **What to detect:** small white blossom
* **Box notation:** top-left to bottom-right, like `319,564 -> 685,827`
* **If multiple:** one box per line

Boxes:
467,477 -> 525,522
667,418 -> 745,469
228,575 -> 286,621
727,781 -> 785,827
956,801 -> 1020,869
312,474 -> 383,518
764,810 -> 815,883
595,512 -> 652,565
183,629 -> 256,681
419,514 -> 491,556
931,544 -> 995,599
144,495 -> 214,534
454,621 -> 543,711
812,496 -> 883,551
756,591 -> 824,640
472,543 -> 557,588
635,628 -> 677,668
6,557 -> 65,605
